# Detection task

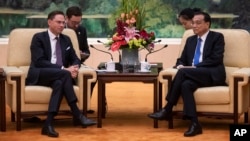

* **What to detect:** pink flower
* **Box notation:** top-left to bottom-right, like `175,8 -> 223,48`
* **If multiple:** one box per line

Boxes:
124,26 -> 139,42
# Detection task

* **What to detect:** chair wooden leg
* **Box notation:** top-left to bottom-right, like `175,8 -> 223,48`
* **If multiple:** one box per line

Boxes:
244,112 -> 248,123
16,113 -> 21,131
168,117 -> 174,129
11,110 -> 21,131
11,111 -> 15,122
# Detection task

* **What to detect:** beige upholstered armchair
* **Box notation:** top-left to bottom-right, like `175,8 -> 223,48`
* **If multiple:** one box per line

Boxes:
158,29 -> 250,129
3,28 -> 96,131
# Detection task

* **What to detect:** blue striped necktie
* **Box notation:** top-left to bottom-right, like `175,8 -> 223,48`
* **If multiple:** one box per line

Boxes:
55,37 -> 63,66
193,38 -> 202,65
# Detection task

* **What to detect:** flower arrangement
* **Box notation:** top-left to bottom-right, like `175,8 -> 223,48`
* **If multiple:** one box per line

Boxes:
106,0 -> 156,52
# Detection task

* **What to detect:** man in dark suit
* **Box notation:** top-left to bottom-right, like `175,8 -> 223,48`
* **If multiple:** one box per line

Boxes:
65,6 -> 90,63
65,6 -> 96,113
148,11 -> 226,137
26,10 -> 96,138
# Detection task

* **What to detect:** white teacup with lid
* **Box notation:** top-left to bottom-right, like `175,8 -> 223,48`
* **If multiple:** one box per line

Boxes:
140,61 -> 151,72
105,61 -> 115,71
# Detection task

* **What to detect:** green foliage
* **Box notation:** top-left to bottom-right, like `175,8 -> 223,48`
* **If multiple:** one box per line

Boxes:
0,14 -> 28,36
44,0 -> 81,14
0,0 -> 247,38
163,0 -> 210,12
83,19 -> 103,37
156,24 -> 185,38
84,0 -> 118,14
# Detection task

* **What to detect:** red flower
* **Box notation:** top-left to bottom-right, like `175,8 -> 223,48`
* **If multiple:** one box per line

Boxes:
139,30 -> 149,38
112,35 -> 124,41
110,40 -> 127,51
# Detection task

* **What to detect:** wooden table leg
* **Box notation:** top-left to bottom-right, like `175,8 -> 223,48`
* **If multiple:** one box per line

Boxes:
97,79 -> 103,128
153,78 -> 158,128
0,68 -> 6,132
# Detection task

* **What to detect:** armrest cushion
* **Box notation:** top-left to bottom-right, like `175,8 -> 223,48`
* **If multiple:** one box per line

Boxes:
77,66 -> 97,109
78,67 -> 97,84
158,68 -> 178,83
231,68 -> 250,86
2,66 -> 24,84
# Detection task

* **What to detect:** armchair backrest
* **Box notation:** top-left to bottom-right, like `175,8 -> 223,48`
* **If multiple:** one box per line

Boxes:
179,29 -> 250,67
7,28 -> 80,67
179,29 -> 250,83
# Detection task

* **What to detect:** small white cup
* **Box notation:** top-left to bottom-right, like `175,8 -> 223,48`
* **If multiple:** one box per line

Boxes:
105,61 -> 115,71
140,61 -> 151,72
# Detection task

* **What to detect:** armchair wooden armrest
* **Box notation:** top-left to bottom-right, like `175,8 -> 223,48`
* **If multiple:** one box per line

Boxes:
231,68 -> 250,124
3,66 -> 25,107
158,68 -> 177,83
77,67 -> 97,112
3,66 -> 25,130
158,68 -> 178,101
232,68 -> 250,86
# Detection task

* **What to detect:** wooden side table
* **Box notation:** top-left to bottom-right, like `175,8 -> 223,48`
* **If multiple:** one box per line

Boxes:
87,62 -> 163,128
0,68 -> 6,132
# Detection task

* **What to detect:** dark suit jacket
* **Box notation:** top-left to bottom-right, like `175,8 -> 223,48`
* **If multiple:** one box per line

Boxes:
74,26 -> 90,62
175,31 -> 226,85
26,30 -> 81,85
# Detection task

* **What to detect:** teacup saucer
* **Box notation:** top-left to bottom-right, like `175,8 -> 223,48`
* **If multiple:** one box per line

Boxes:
96,69 -> 117,72
138,70 -> 151,73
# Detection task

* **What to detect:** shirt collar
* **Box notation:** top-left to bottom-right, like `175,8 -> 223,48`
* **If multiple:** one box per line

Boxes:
198,30 -> 209,41
48,29 -> 59,40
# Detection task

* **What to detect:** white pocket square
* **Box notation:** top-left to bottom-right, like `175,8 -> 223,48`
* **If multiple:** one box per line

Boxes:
66,46 -> 70,50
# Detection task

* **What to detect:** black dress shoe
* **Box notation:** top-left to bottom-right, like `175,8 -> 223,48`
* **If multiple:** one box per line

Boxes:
147,109 -> 172,120
23,116 -> 42,123
76,114 -> 97,127
184,122 -> 202,137
41,125 -> 59,137
87,109 -> 95,114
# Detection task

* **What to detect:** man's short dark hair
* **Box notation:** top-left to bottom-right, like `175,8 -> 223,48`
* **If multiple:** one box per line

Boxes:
47,10 -> 65,20
194,11 -> 211,27
66,6 -> 82,19
178,8 -> 201,20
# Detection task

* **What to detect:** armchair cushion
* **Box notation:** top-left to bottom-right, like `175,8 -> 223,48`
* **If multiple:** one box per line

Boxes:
177,86 -> 229,105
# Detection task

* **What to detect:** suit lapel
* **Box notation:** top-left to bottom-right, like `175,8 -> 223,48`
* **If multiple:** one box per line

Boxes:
190,35 -> 198,57
202,32 -> 213,58
44,32 -> 52,60
58,35 -> 66,64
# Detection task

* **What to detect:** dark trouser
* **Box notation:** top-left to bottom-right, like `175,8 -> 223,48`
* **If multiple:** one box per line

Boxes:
37,68 -> 78,114
90,81 -> 96,96
165,68 -> 213,118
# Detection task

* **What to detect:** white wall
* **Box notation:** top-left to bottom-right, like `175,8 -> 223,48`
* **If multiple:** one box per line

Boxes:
0,38 -> 181,69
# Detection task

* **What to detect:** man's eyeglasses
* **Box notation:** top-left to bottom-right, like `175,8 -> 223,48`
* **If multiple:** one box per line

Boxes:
69,20 -> 82,25
192,20 -> 205,26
